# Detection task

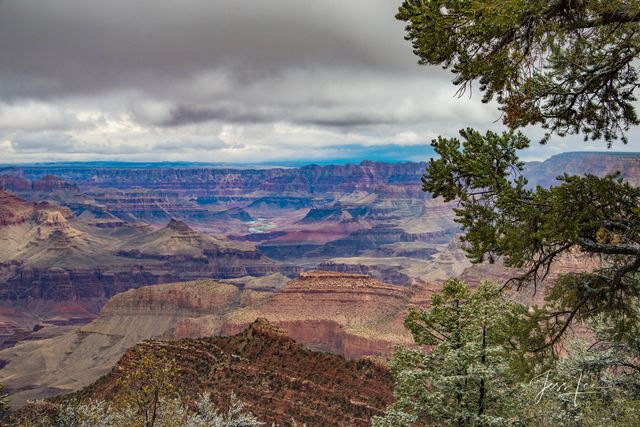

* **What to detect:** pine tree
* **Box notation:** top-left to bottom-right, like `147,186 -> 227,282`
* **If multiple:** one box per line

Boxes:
373,279 -> 530,426
397,0 -> 640,145
528,310 -> 640,425
423,128 -> 640,349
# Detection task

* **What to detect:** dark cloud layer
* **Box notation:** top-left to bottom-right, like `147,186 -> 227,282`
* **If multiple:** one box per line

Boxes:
0,0 -> 636,163
0,0 -> 418,100
160,105 -> 272,127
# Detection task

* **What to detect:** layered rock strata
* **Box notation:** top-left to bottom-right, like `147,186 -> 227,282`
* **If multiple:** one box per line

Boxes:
9,319 -> 395,426
222,271 -> 421,359
0,192 -> 299,345
0,279 -> 259,409
0,271 -> 424,408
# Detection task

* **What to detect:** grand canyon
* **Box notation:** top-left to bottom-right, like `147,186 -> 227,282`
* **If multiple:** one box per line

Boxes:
0,151 -> 638,422
3,0 -> 640,422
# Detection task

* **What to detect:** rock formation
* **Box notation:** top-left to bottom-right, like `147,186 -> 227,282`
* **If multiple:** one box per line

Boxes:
0,271 -> 424,409
0,279 -> 264,408
0,191 -> 300,346
0,175 -> 79,194
221,271 -> 421,359
0,189 -> 73,227
524,152 -> 640,187
8,319 -> 394,426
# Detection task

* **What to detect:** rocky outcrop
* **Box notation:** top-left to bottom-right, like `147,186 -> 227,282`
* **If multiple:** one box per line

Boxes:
81,280 -> 247,339
10,319 -> 394,426
0,189 -> 73,227
317,260 -> 416,286
524,152 -> 640,187
0,174 -> 79,193
86,187 -> 222,224
259,224 -> 456,262
0,255 -> 295,310
0,175 -> 31,192
241,318 -> 400,360
318,235 -> 472,286
0,190 -> 39,226
31,175 -> 79,192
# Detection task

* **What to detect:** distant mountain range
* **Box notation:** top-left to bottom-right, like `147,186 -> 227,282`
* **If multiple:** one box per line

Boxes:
2,151 -> 640,187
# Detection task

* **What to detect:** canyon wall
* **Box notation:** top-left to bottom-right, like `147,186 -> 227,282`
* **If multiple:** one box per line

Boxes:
4,153 -> 640,195
0,271 -> 420,409
0,192 -> 299,345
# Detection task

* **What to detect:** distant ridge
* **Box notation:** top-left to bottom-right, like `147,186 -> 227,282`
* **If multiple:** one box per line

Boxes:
523,151 -> 640,187
3,152 -> 639,192
2,150 -> 639,170
0,159 -> 420,170
0,161 -> 296,170
550,151 -> 640,156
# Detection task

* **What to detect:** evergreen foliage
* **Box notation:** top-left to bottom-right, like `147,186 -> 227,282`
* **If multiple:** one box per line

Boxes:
0,385 -> 9,415
11,346 -> 264,426
385,1 -> 640,423
397,0 -> 640,144
527,311 -> 640,425
373,280 -> 530,426
12,392 -> 262,427
423,128 -> 640,348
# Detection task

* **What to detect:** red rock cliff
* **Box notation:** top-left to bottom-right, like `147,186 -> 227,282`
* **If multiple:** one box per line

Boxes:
222,271 -> 416,358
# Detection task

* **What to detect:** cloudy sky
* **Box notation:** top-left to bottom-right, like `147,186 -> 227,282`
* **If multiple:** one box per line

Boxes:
0,0 -> 638,164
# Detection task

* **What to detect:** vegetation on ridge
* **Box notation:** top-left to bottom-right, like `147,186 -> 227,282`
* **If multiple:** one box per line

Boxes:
6,319 -> 393,426
373,280 -> 531,425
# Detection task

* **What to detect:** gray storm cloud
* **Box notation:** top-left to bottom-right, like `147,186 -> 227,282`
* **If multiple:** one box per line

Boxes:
0,0 -> 634,163
0,0 -> 419,99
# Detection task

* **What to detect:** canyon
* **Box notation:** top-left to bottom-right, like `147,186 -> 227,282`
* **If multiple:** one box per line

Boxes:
0,189 -> 299,348
0,272 -> 413,409
0,151 -> 638,416
0,152 -> 637,345
0,258 -> 595,410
